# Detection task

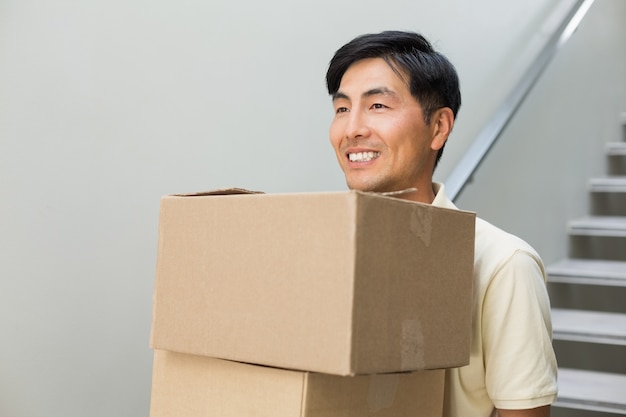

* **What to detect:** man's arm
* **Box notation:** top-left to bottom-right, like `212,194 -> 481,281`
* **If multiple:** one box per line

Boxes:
498,405 -> 551,417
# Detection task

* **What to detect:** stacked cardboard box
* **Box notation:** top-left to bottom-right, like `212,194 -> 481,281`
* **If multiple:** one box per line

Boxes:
149,189 -> 476,416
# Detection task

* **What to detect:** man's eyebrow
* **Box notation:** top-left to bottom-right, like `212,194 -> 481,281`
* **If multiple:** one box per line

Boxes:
332,87 -> 397,102
332,91 -> 349,101
362,87 -> 397,98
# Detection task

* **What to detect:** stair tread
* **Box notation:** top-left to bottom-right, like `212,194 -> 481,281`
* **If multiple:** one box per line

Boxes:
552,308 -> 626,344
590,176 -> 626,192
556,368 -> 626,413
570,216 -> 626,228
547,258 -> 626,279
607,142 -> 626,155
569,216 -> 626,236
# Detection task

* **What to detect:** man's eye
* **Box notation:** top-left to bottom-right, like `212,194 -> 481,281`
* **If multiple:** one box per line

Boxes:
336,107 -> 349,114
372,103 -> 388,109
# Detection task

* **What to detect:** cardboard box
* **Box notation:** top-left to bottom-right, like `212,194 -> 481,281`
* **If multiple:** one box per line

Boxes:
150,350 -> 445,417
151,190 -> 475,375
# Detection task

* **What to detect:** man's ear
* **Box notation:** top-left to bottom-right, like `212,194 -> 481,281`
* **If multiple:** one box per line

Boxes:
430,107 -> 454,151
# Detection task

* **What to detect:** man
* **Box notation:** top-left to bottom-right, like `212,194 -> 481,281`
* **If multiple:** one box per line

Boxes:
326,31 -> 557,417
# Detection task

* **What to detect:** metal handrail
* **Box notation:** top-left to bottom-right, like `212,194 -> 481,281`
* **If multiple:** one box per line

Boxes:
445,0 -> 595,202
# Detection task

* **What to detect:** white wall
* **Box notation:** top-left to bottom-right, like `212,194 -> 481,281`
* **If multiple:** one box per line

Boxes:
455,0 -> 626,265
0,0 -> 602,415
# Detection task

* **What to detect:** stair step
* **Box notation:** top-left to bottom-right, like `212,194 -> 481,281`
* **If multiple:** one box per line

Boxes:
590,176 -> 626,192
608,142 -> 626,156
552,308 -> 626,345
569,216 -> 626,237
547,259 -> 626,286
555,368 -> 626,414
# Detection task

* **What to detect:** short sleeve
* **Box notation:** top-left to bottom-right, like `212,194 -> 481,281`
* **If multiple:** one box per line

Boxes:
481,250 -> 558,409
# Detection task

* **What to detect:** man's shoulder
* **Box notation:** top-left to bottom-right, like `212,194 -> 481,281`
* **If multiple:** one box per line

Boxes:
430,183 -> 542,264
474,216 -> 543,272
475,216 -> 535,250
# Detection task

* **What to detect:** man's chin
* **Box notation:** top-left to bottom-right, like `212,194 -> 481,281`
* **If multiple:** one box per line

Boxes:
345,179 -> 384,193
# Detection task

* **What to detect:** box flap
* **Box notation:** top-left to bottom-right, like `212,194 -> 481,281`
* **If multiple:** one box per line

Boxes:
173,187 -> 264,197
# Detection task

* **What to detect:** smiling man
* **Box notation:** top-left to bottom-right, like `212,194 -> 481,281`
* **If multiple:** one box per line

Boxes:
326,31 -> 558,417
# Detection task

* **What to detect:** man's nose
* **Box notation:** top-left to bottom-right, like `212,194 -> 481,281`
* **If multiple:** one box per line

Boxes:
345,111 -> 370,140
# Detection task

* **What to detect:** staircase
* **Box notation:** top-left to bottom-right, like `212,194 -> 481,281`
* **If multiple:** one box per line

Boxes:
548,114 -> 626,416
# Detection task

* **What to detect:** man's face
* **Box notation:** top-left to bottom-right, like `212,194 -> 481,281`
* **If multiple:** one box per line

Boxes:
330,58 -> 439,199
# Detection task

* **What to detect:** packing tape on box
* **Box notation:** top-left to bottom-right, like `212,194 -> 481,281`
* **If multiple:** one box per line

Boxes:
410,207 -> 433,246
368,373 -> 400,412
401,318 -> 426,369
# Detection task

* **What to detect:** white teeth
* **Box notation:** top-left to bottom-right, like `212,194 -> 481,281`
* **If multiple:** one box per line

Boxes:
348,151 -> 380,162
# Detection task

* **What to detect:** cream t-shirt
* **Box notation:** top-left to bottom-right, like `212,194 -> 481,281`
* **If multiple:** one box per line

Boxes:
432,183 -> 558,417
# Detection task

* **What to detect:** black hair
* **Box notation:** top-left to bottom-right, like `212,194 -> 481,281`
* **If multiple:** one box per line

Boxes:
326,31 -> 461,166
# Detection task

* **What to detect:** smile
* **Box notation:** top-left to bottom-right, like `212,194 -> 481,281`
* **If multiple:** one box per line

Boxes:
348,151 -> 381,162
